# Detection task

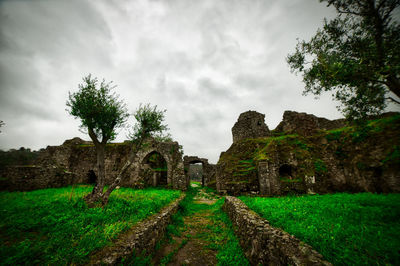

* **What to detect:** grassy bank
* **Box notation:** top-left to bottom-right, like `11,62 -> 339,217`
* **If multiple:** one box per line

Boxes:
0,185 -> 181,265
240,193 -> 400,265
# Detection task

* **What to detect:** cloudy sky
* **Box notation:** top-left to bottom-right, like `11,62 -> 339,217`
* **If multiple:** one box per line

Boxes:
0,0 -> 398,163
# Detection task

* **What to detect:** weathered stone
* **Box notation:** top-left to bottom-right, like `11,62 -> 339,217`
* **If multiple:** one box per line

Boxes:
0,138 -> 188,191
232,111 -> 270,143
275,110 -> 346,136
223,196 -> 332,266
183,155 -> 216,188
90,194 -> 185,265
217,110 -> 400,195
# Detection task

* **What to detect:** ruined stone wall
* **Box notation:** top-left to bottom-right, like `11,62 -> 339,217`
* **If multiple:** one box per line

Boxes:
232,111 -> 270,143
0,165 -> 77,192
222,196 -> 331,265
0,137 -> 187,191
91,194 -> 185,264
217,111 -> 400,195
274,111 -> 345,136
134,140 -> 186,190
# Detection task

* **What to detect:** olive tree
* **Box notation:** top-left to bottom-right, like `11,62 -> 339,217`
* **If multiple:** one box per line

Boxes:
67,74 -> 128,204
287,0 -> 400,120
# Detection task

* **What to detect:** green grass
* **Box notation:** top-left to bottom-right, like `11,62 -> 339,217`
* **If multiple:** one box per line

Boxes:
0,185 -> 182,265
240,193 -> 400,265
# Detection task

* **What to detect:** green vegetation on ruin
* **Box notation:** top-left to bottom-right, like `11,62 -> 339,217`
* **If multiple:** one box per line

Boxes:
218,114 -> 400,186
0,186 -> 181,265
240,193 -> 400,265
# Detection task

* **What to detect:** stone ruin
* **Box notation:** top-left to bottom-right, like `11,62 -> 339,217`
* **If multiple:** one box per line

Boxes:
217,110 -> 400,195
275,110 -> 346,136
0,137 -> 187,191
183,156 -> 216,188
2,109 -> 399,196
231,111 -> 270,142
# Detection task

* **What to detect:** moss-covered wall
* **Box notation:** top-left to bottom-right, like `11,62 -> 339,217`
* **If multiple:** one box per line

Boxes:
216,113 -> 400,195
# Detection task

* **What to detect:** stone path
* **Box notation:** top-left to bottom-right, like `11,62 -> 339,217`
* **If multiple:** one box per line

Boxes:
152,187 -> 221,265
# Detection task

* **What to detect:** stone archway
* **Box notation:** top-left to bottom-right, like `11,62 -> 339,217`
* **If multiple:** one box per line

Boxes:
131,139 -> 187,191
138,148 -> 172,188
183,156 -> 215,187
141,151 -> 168,187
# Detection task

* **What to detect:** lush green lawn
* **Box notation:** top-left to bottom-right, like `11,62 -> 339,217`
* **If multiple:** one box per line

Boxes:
0,185 -> 182,265
240,193 -> 400,265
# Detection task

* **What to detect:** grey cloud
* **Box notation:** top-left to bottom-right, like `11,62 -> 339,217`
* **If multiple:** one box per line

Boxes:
0,0 -> 363,163
198,78 -> 236,99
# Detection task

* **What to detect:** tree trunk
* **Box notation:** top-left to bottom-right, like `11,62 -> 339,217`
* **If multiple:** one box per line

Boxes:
101,157 -> 133,205
85,143 -> 106,205
101,139 -> 144,205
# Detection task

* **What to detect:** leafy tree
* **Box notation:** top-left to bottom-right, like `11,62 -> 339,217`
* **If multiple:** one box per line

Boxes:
66,74 -> 128,204
287,0 -> 400,119
102,103 -> 169,205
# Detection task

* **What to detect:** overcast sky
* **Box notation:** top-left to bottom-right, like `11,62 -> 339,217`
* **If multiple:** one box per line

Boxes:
0,0 -> 398,163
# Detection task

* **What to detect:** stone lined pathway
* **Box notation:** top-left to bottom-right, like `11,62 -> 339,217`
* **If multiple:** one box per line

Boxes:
152,186 -> 221,265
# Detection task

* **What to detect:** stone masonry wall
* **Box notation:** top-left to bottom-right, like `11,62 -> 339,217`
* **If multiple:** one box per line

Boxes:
1,137 -> 187,191
275,110 -> 345,136
217,111 -> 400,195
232,111 -> 270,143
223,196 -> 331,265
0,165 -> 77,192
90,194 -> 185,264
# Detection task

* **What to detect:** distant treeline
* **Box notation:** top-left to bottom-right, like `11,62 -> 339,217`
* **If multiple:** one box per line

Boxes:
0,148 -> 39,169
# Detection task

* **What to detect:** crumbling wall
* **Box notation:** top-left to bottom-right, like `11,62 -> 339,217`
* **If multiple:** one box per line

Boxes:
217,111 -> 400,195
90,194 -> 185,264
222,196 -> 331,265
0,138 -> 187,191
0,165 -> 77,192
232,111 -> 270,143
274,111 -> 345,136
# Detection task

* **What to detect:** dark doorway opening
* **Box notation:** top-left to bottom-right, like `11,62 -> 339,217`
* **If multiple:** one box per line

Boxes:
188,162 -> 204,186
279,164 -> 293,179
143,151 -> 168,187
87,170 -> 97,184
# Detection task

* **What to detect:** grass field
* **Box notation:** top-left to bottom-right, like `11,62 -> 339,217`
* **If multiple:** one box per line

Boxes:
0,185 -> 182,265
240,193 -> 400,265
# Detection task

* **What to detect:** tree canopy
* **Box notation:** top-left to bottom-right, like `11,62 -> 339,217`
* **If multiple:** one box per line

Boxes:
287,0 -> 400,119
129,103 -> 170,143
66,74 -> 129,144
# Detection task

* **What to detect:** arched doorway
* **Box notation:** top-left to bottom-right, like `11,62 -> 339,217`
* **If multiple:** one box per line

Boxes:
142,151 -> 168,187
188,161 -> 204,186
